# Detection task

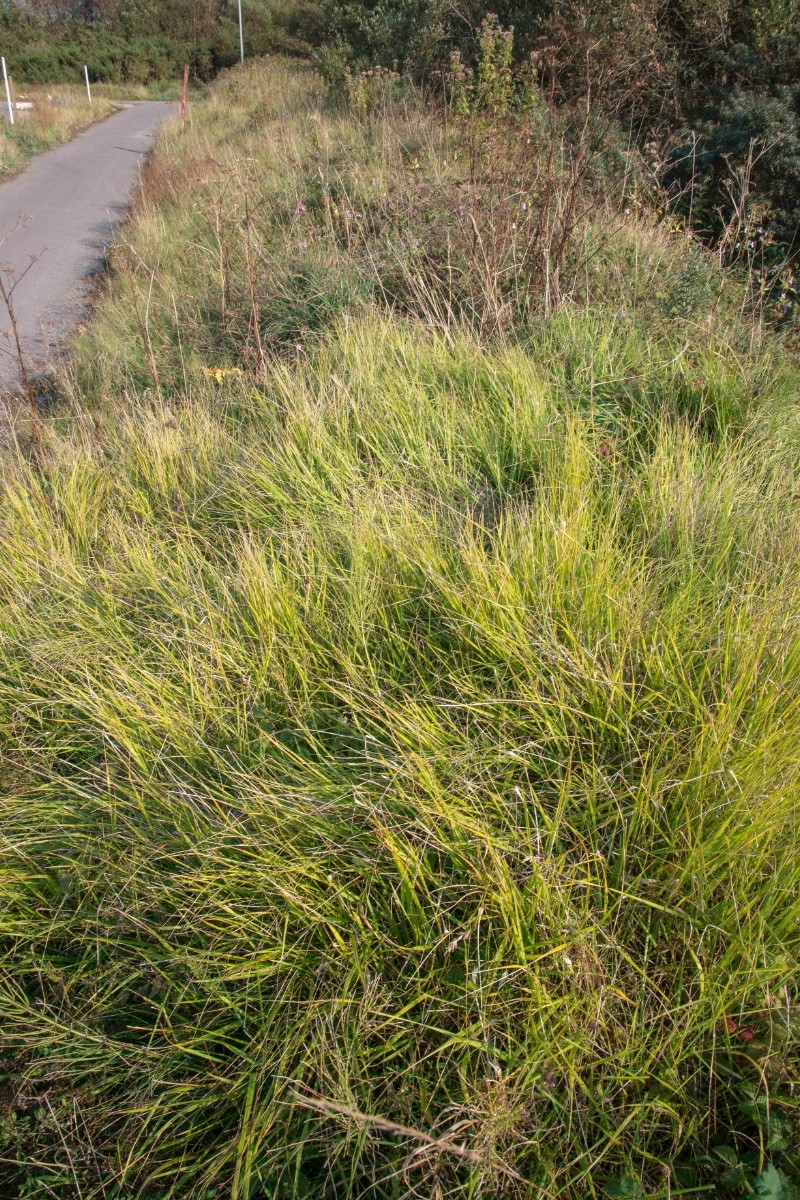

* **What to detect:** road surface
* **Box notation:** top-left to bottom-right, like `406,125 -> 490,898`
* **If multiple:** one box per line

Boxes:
0,101 -> 175,390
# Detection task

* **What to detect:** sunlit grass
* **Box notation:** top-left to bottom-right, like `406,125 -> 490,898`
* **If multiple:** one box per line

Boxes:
1,59 -> 799,1199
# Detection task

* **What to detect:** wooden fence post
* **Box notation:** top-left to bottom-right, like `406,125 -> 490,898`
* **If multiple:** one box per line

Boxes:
180,65 -> 189,128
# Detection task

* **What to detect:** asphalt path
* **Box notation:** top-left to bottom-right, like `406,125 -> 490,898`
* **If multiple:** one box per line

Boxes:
0,101 -> 175,390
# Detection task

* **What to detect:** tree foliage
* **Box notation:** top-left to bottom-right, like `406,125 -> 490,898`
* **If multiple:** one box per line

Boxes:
0,0 -> 316,84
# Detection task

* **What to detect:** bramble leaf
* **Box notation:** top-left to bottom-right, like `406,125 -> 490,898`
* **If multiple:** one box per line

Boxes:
752,1163 -> 798,1200
605,1178 -> 644,1198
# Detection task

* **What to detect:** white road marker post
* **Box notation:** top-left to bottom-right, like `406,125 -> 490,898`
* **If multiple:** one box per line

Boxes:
2,58 -> 14,125
84,64 -> 92,105
237,0 -> 244,62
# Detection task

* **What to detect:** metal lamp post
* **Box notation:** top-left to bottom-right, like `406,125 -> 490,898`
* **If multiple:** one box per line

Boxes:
237,0 -> 244,62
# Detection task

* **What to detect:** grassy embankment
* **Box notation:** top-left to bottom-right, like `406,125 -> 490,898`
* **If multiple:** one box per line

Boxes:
1,58 -> 800,1199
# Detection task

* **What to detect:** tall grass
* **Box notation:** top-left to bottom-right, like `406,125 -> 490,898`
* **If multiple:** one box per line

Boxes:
74,58 -> 758,402
1,60 -> 800,1199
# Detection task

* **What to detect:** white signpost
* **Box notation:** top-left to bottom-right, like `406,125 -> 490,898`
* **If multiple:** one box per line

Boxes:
2,57 -> 14,125
84,64 -> 92,104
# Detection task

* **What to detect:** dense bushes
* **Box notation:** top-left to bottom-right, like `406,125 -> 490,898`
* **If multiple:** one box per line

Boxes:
667,86 -> 800,244
303,0 -> 799,323
0,1 -> 333,85
6,30 -> 192,86
0,8 -> 219,83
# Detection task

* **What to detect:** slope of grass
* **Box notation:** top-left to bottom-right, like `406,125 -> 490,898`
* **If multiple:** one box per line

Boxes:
73,59 -> 763,401
1,60 -> 800,1200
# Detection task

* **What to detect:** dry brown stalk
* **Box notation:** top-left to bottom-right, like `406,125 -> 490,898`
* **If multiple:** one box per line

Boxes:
291,1090 -> 525,1182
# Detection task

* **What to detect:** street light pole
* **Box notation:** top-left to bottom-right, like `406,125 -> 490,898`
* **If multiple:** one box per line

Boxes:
237,0 -> 244,62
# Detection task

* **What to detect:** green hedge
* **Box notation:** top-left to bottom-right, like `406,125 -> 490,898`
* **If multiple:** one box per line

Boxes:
0,9 -> 237,84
